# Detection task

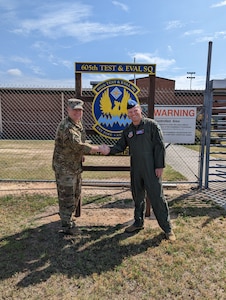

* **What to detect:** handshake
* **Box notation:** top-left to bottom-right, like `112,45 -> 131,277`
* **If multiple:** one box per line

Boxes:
98,144 -> 110,155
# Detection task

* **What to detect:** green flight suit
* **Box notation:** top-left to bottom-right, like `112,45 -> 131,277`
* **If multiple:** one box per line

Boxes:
110,117 -> 171,233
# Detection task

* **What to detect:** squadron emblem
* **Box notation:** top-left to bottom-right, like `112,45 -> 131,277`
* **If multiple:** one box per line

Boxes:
92,78 -> 140,139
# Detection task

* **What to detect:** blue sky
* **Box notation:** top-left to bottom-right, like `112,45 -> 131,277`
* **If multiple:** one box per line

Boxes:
0,0 -> 225,89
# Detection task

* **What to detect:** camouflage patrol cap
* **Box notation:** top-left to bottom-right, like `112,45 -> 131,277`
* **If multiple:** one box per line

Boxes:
68,98 -> 84,110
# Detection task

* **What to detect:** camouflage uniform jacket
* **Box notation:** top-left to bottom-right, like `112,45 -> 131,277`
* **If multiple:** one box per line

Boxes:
52,116 -> 92,174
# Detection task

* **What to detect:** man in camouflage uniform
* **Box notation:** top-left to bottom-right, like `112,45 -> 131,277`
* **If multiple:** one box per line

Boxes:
52,98 -> 105,235
107,99 -> 176,241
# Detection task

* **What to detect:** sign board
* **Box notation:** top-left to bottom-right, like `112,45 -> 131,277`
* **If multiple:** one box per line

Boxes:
212,79 -> 226,90
154,106 -> 197,144
75,62 -> 156,74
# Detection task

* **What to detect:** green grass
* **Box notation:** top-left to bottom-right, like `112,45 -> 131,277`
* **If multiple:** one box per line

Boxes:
0,140 -> 55,180
186,144 -> 226,159
0,191 -> 225,299
0,140 -> 186,182
83,165 -> 185,181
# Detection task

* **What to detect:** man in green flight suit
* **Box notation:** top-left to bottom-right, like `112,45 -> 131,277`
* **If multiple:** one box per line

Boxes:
52,98 -> 106,235
105,99 -> 176,241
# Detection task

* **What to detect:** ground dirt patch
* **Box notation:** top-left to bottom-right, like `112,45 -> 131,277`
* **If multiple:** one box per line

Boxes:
0,182 -> 192,230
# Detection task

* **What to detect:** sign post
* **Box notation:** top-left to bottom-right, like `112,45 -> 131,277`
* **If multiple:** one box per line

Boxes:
74,61 -> 156,217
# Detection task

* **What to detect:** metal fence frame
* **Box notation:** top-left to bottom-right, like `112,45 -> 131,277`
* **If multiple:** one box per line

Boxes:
202,80 -> 226,189
0,86 -> 205,185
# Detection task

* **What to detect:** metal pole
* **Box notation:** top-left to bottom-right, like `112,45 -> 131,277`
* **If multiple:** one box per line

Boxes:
187,72 -> 196,90
204,82 -> 213,189
134,57 -> 136,85
0,95 -> 2,137
200,41 -> 212,189
61,92 -> 64,121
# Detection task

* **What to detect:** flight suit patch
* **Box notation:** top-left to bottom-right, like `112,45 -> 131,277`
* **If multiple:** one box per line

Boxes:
128,131 -> 133,138
136,129 -> 144,135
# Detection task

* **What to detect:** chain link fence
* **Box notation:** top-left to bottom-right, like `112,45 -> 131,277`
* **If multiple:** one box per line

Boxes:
0,86 -> 205,188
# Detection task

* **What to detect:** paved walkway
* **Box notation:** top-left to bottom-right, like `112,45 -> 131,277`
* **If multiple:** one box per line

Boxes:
166,145 -> 199,182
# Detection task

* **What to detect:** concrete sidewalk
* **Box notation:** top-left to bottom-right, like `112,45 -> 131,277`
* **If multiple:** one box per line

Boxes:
166,145 -> 199,182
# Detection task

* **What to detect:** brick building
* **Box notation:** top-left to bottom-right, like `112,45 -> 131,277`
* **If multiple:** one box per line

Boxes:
0,76 -> 205,139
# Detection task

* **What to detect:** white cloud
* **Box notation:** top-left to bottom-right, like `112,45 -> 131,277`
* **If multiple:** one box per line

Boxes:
112,1 -> 129,12
12,4 -> 91,36
184,29 -> 203,36
47,54 -> 72,69
211,0 -> 226,7
32,41 -> 51,52
165,20 -> 183,30
174,75 -> 205,90
215,31 -> 226,38
195,31 -> 226,43
7,68 -> 22,76
10,55 -> 45,75
30,66 -> 44,76
0,74 -> 75,88
167,45 -> 173,53
32,42 -> 73,69
195,36 -> 214,43
129,52 -> 176,71
12,3 -> 139,42
62,23 -> 140,42
11,56 -> 32,64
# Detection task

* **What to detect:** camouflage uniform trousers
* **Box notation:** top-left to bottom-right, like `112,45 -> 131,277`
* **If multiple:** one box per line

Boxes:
55,171 -> 82,229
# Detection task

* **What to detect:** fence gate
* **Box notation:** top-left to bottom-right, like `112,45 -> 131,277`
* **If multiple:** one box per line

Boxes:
203,79 -> 226,208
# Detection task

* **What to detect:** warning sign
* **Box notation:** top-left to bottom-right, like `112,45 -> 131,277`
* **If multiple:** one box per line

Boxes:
154,106 -> 197,144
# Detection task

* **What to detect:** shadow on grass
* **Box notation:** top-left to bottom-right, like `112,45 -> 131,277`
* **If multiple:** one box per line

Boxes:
1,189 -> 225,289
168,189 -> 226,226
83,188 -> 132,206
0,221 -> 164,288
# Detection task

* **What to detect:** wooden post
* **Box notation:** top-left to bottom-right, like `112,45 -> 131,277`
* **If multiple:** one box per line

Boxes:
75,196 -> 81,217
75,71 -> 82,217
75,72 -> 82,98
148,74 -> 155,119
145,197 -> 151,217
